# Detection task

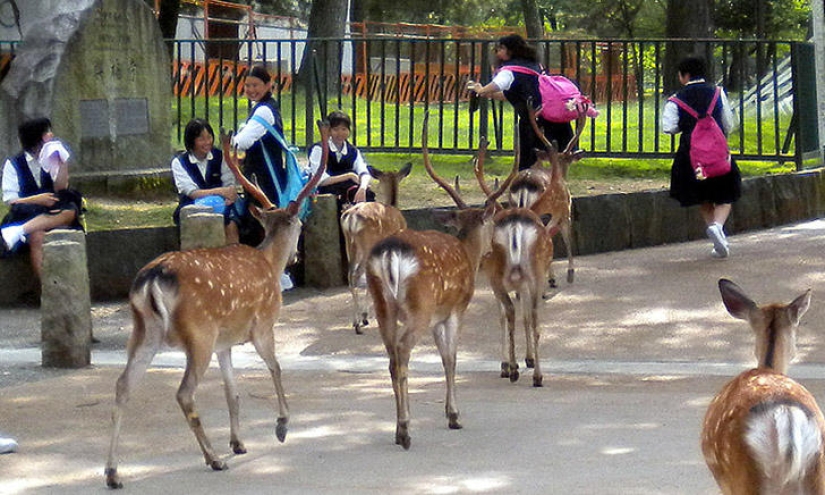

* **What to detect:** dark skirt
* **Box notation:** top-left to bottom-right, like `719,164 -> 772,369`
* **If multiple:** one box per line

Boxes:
669,147 -> 741,207
1,188 -> 84,229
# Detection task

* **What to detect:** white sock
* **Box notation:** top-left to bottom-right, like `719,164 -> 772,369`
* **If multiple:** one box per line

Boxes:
280,272 -> 294,291
1,225 -> 24,249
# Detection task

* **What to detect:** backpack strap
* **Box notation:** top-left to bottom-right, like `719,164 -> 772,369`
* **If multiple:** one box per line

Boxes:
668,95 -> 698,119
705,87 -> 721,117
498,65 -> 541,77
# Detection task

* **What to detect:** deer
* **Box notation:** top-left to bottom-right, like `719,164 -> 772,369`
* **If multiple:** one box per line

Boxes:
365,113 -> 513,450
340,162 -> 412,334
508,111 -> 585,287
702,278 -> 824,495
103,122 -> 330,490
475,138 -> 555,386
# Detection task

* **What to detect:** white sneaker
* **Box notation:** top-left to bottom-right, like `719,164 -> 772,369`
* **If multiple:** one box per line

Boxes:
1,224 -> 25,252
280,272 -> 294,292
706,224 -> 729,258
0,436 -> 18,454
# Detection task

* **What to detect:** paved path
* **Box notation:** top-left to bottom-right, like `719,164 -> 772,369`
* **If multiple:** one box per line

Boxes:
3,219 -> 825,494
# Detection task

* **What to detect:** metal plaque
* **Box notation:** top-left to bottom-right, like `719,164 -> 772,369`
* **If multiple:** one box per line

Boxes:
114,98 -> 149,136
79,99 -> 110,139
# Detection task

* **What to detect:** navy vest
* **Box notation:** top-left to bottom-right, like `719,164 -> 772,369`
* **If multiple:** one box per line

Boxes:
312,141 -> 358,177
11,153 -> 53,197
500,59 -> 543,118
243,94 -> 286,203
176,149 -> 224,203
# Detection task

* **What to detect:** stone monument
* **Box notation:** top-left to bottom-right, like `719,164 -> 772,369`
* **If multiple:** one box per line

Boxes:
0,0 -> 171,174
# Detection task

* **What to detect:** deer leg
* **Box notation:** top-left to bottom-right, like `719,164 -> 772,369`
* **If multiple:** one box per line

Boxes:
432,313 -> 462,431
544,230 -> 558,289
561,220 -> 575,284
216,349 -> 246,454
522,291 -> 536,370
105,312 -> 162,489
373,293 -> 409,448
349,260 -> 368,334
525,290 -> 543,387
250,322 -> 289,443
491,281 -> 517,380
177,346 -> 225,471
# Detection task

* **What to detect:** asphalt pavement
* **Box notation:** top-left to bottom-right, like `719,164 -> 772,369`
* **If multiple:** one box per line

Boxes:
3,218 -> 825,494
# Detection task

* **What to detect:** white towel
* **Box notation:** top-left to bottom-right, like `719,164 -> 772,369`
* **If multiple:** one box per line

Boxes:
38,140 -> 71,179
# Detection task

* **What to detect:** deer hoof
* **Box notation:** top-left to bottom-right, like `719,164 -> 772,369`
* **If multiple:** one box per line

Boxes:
230,440 -> 247,455
209,459 -> 228,471
361,313 -> 369,327
567,269 -> 575,284
276,417 -> 288,442
354,323 -> 364,335
104,468 -> 123,489
396,429 -> 411,450
510,369 -> 520,383
548,278 -> 558,289
525,358 -> 535,369
448,413 -> 462,430
533,374 -> 544,387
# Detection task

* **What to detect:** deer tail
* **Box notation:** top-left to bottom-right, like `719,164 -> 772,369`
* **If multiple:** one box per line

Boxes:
745,401 -> 823,487
367,237 -> 419,303
130,264 -> 179,335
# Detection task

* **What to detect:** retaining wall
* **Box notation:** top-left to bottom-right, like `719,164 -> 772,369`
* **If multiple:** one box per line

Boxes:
2,170 -> 823,306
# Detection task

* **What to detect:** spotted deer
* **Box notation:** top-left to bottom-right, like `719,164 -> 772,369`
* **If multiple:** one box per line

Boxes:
340,162 -> 412,334
365,114 -> 511,449
475,142 -> 555,385
702,278 -> 824,495
104,123 -> 330,489
509,112 -> 585,286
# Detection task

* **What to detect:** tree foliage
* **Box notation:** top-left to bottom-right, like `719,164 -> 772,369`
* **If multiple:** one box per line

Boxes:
714,0 -> 810,39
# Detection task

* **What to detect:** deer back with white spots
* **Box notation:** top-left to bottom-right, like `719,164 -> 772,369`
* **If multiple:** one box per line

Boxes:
104,122 -> 331,490
701,279 -> 825,495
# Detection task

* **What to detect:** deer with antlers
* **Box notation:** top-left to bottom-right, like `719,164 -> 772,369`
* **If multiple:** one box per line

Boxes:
365,113 -> 512,450
103,123 -> 329,489
702,279 -> 824,494
475,137 -> 555,385
340,162 -> 412,334
508,112 -> 585,287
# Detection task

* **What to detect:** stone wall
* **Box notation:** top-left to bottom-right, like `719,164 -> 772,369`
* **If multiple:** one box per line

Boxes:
1,170 -> 823,306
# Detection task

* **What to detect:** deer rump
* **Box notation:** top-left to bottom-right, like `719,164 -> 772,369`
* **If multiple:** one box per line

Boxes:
708,369 -> 824,491
491,214 -> 543,287
130,245 -> 280,347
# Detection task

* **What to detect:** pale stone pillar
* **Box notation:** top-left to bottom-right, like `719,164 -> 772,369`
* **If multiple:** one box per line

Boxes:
179,209 -> 225,250
41,239 -> 92,368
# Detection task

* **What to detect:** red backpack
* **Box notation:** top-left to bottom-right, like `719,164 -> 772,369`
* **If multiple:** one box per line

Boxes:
668,88 -> 731,180
502,65 -> 599,123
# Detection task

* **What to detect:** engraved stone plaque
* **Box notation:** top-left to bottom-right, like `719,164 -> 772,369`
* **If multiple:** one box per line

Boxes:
79,99 -> 110,139
114,98 -> 149,135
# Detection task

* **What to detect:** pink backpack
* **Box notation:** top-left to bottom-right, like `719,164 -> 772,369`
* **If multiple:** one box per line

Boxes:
503,65 -> 599,123
668,88 -> 731,180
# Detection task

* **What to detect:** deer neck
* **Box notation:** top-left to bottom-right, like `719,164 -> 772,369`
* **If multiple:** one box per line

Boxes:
757,319 -> 793,375
258,225 -> 300,275
457,219 -> 492,275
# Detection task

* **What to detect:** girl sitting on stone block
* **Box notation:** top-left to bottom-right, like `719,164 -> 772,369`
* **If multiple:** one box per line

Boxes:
1,117 -> 84,279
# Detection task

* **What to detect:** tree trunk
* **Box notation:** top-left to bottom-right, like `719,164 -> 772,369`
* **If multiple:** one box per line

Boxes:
663,0 -> 714,94
156,0 -> 181,58
520,0 -> 545,60
298,0 -> 349,101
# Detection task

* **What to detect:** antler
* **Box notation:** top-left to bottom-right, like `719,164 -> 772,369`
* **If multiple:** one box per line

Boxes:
486,136 -> 519,207
472,137 -> 493,197
563,114 -> 587,155
220,129 -> 275,210
286,120 -> 329,216
526,105 -> 556,152
421,112 -> 468,209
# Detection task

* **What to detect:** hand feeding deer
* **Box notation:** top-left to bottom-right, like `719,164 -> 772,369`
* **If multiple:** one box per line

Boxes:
103,122 -> 330,489
508,111 -> 585,287
366,113 -> 512,449
702,278 -> 824,495
475,138 -> 555,386
340,162 -> 412,334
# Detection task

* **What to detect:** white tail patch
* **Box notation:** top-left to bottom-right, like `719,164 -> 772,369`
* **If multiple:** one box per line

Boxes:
369,250 -> 419,302
745,402 -> 823,487
493,220 -> 539,284
513,188 -> 539,209
341,208 -> 366,236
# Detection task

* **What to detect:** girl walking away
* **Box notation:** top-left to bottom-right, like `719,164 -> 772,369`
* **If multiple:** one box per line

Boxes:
466,33 -> 574,170
663,57 -> 741,259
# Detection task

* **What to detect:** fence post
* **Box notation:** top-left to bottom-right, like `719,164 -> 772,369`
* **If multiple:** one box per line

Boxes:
41,232 -> 92,369
303,194 -> 344,288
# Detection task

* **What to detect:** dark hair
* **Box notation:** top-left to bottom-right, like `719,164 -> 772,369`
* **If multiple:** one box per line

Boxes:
677,57 -> 707,80
497,34 -> 538,63
183,118 -> 214,152
326,110 -> 351,129
248,64 -> 271,84
18,117 -> 51,152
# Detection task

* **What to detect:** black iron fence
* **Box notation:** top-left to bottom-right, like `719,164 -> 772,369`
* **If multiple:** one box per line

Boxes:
171,37 -> 813,167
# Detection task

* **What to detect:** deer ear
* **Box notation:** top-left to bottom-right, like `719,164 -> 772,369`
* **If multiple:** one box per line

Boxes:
431,209 -> 459,230
786,289 -> 812,326
248,203 -> 263,221
570,150 -> 585,162
367,165 -> 383,179
398,162 -> 413,179
719,278 -> 758,321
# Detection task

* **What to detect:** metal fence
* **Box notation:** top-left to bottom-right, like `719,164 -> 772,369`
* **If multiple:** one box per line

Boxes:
172,37 -> 811,167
